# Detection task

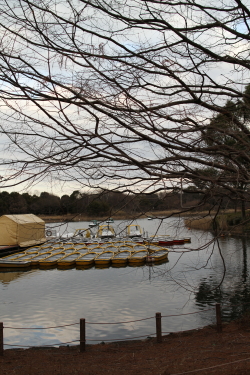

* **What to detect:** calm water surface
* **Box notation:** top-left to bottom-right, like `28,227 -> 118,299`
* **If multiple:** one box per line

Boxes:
1,217 -> 250,348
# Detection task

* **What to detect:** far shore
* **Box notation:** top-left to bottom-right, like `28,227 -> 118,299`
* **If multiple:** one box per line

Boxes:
38,210 -> 219,223
38,210 -> 250,236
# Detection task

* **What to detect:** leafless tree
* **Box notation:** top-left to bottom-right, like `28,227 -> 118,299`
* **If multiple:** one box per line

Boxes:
0,0 -> 250,222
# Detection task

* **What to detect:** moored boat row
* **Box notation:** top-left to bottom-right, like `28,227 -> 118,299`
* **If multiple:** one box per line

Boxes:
50,224 -> 191,247
0,244 -> 169,268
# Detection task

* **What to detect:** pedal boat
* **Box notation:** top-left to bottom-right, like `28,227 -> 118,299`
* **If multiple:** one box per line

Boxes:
73,243 -> 88,250
58,246 -> 74,253
106,218 -> 114,223
147,245 -> 164,252
118,245 -> 133,251
111,250 -> 131,265
74,228 -> 92,239
39,252 -> 66,267
104,246 -> 119,252
40,243 -> 53,250
0,259 -> 31,268
146,236 -> 174,246
61,248 -> 76,255
12,253 -> 41,262
132,244 -> 147,251
0,250 -> 41,267
75,248 -> 89,255
60,243 -> 75,249
2,252 -> 26,261
86,242 -> 102,249
97,225 -> 116,239
0,252 -> 33,267
49,242 -> 63,248
127,224 -> 143,238
25,246 -> 43,254
130,236 -> 144,244
146,249 -> 169,262
95,251 -> 114,265
75,251 -> 97,266
128,250 -> 148,264
172,238 -> 185,245
51,246 -> 66,253
57,252 -> 82,267
89,246 -> 106,253
121,240 -> 137,247
109,241 -> 123,247
29,252 -> 53,266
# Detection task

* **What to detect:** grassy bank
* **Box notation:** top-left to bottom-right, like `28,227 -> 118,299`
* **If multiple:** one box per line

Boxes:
185,210 -> 250,236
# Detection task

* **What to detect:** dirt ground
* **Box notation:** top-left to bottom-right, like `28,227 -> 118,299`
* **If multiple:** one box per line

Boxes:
1,321 -> 250,375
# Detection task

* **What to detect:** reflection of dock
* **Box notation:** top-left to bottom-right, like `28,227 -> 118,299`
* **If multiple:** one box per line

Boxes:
0,256 -> 169,274
0,268 -> 38,284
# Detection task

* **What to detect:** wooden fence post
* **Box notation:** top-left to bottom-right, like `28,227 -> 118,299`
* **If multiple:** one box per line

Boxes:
156,312 -> 162,343
80,318 -> 85,352
0,322 -> 3,356
216,303 -> 222,333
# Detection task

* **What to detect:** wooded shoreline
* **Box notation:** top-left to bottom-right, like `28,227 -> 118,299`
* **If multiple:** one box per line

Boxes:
38,210 -> 250,236
38,210 -> 199,223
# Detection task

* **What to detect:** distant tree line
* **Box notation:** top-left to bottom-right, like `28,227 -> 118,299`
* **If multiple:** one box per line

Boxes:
0,189 -> 248,217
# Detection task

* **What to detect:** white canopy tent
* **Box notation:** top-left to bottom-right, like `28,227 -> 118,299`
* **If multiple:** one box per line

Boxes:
0,214 -> 46,247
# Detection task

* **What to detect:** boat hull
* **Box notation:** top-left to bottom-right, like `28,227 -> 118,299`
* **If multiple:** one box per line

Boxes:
128,250 -> 147,264
111,251 -> 131,264
172,239 -> 185,245
75,252 -> 97,266
0,260 -> 31,268
29,252 -> 52,266
39,254 -> 65,267
146,250 -> 169,262
95,251 -> 114,265
57,253 -> 81,267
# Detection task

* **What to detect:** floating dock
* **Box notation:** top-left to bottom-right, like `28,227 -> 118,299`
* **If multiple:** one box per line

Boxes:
0,241 -> 169,270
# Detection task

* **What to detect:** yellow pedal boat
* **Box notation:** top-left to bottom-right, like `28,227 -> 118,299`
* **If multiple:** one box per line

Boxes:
0,258 -> 31,268
128,250 -> 148,264
75,252 -> 97,266
146,249 -> 169,262
112,250 -> 131,265
39,252 -> 66,267
29,252 -> 53,266
95,251 -> 114,265
57,252 -> 82,266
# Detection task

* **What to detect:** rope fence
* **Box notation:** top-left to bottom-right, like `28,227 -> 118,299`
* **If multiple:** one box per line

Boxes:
162,325 -> 208,335
0,304 -> 222,355
4,322 -> 79,329
3,340 -> 79,348
85,333 -> 156,342
85,316 -> 155,324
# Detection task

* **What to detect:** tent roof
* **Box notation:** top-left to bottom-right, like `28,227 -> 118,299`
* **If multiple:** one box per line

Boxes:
1,214 -> 45,224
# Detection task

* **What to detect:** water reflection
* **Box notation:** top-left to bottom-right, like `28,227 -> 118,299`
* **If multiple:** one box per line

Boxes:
1,217 -> 250,348
0,268 -> 38,284
195,237 -> 250,321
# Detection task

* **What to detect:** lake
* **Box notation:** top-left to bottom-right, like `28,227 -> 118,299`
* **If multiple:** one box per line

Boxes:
1,217 -> 250,349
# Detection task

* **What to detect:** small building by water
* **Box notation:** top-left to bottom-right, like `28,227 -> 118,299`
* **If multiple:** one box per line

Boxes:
0,214 -> 46,247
